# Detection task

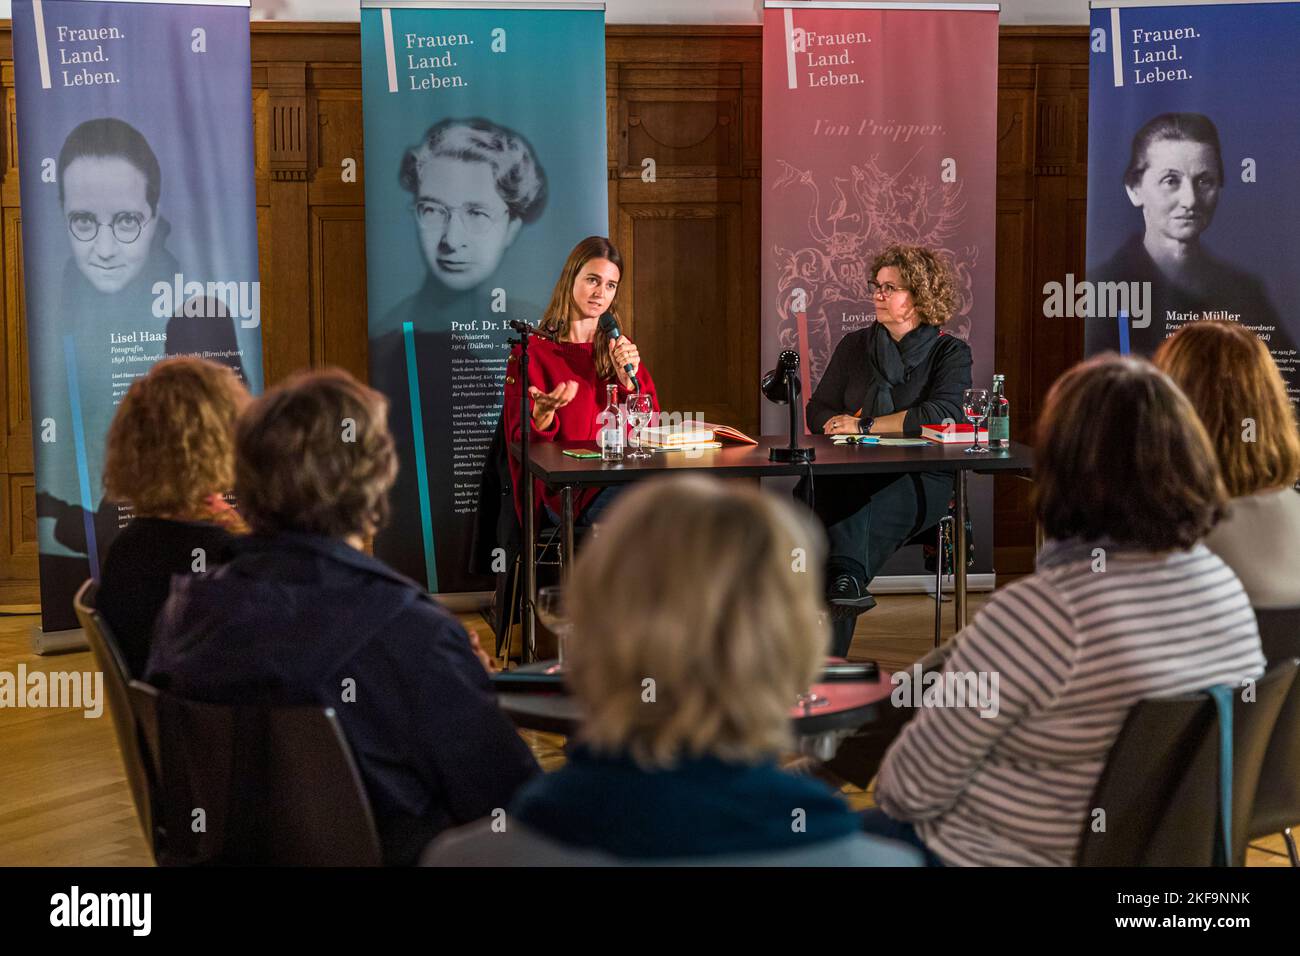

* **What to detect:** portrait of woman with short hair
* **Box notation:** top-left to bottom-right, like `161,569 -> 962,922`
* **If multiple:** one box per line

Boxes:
1088,111 -> 1290,359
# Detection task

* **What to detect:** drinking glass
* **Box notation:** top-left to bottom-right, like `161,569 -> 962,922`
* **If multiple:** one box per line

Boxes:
625,394 -> 654,460
536,586 -> 571,674
962,388 -> 990,455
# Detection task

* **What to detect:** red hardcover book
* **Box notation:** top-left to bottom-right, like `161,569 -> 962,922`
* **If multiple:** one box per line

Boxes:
922,422 -> 990,444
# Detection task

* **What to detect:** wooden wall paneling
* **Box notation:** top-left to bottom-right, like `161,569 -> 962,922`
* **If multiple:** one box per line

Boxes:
993,62 -> 1037,572
263,62 -> 312,385
607,27 -> 762,435
309,206 -> 368,381
305,84 -> 364,209
1028,62 -> 1088,425
3,206 -> 29,475
0,46 -> 34,602
995,30 -> 1089,572
307,70 -> 367,379
619,196 -> 749,429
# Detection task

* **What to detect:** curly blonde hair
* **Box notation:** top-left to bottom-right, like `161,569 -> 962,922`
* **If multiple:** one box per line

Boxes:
871,244 -> 958,326
566,475 -> 829,768
235,368 -> 397,540
103,357 -> 249,519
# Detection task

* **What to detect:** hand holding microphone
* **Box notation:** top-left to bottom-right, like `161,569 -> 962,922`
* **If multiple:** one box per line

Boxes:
598,312 -> 640,391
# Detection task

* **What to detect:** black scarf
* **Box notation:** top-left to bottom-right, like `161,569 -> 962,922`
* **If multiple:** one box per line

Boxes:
865,321 -> 940,416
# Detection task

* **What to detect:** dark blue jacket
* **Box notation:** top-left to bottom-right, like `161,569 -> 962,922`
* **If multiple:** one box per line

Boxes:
146,531 -> 539,864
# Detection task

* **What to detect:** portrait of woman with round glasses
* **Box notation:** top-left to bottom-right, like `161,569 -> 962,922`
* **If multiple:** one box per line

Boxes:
400,117 -> 547,294
57,117 -> 172,302
370,118 -> 548,590
36,116 -> 248,611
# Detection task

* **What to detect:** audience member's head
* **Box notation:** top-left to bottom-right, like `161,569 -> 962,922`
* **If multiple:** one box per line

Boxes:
565,475 -> 827,768
235,368 -> 397,541
104,356 -> 248,520
1034,353 -> 1226,551
1154,321 -> 1300,498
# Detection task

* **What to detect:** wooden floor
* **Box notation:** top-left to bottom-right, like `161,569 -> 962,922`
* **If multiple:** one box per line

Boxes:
0,594 -> 1291,866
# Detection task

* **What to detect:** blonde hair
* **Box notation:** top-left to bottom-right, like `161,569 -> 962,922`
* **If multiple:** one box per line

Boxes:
1154,321 -> 1300,498
103,357 -> 249,519
565,476 -> 828,768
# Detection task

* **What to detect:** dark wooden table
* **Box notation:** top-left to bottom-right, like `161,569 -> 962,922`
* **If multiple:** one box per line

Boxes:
512,435 -> 1034,649
494,664 -> 897,740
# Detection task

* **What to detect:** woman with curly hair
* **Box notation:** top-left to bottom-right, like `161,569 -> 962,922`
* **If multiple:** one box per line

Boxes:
97,356 -> 249,676
804,245 -> 973,656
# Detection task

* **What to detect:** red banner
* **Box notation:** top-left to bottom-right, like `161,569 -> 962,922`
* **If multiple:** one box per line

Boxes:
761,1 -> 999,569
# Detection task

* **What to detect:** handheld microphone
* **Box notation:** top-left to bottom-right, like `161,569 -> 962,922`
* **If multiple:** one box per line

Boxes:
508,319 -> 557,342
598,311 -> 639,391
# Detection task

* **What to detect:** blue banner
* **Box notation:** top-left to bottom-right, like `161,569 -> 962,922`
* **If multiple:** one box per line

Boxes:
13,0 -> 263,631
360,1 -> 608,594
1085,0 -> 1300,403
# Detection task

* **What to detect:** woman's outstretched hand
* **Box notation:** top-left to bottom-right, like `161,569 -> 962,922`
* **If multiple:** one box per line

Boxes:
529,380 -> 579,430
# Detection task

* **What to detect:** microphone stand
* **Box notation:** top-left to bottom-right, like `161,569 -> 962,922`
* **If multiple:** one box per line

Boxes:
508,327 -> 538,665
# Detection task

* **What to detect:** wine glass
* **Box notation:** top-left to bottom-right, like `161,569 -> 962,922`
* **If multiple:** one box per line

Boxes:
797,610 -> 833,711
625,394 -> 654,461
962,388 -> 990,455
535,586 -> 571,674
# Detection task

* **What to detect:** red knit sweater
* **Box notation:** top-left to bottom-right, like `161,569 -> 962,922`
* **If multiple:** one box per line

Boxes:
503,339 -> 659,523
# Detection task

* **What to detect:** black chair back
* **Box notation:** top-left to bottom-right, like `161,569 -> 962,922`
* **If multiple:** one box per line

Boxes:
1251,609 -> 1300,847
1077,690 -> 1213,866
72,579 -> 157,856
1250,607 -> 1300,846
1255,606 -> 1300,665
131,682 -> 383,866
1227,660 -> 1298,863
1078,660 -> 1297,866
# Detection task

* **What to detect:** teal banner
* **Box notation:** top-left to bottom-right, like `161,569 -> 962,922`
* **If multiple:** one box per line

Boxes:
360,1 -> 608,593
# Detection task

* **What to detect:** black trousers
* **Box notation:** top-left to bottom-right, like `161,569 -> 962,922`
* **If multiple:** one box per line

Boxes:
802,470 -> 955,657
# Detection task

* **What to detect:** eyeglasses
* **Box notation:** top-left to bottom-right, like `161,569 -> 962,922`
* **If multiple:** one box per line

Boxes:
868,281 -> 909,299
67,211 -> 150,244
412,200 -> 506,237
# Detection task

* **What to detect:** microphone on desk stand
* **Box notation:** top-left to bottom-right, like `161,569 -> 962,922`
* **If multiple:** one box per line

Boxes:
761,349 -> 815,463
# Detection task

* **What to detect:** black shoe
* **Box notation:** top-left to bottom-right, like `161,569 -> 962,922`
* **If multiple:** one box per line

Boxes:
827,573 -> 877,617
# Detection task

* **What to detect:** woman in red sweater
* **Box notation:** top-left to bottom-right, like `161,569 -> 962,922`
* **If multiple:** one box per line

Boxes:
504,236 -> 659,525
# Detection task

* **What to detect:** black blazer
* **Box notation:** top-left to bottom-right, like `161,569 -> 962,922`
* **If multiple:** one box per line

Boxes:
806,327 -> 973,436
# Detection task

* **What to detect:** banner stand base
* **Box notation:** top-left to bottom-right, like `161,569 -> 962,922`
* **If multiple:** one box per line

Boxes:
871,573 -> 996,595
433,590 -> 494,614
30,625 -> 88,656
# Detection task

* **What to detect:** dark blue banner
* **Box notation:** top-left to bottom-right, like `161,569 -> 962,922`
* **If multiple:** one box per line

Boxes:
13,0 -> 263,632
1085,0 -> 1300,403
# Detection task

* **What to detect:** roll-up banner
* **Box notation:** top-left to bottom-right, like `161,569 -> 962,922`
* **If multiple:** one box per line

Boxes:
360,0 -> 608,595
1085,0 -> 1300,404
13,0 -> 263,636
760,1 -> 1000,584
